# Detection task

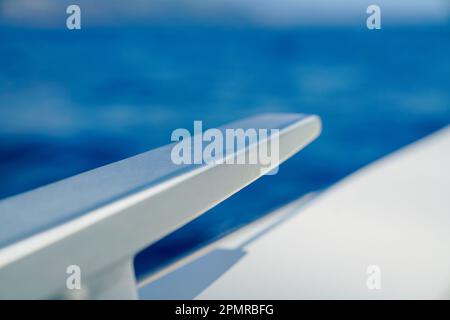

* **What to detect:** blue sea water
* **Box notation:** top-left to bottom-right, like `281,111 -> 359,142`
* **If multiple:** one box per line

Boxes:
0,24 -> 449,279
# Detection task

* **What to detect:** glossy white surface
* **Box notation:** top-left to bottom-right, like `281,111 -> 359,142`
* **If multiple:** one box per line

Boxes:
0,113 -> 320,299
140,126 -> 450,299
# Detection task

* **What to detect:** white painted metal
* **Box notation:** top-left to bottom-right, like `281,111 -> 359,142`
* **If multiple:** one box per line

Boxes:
0,113 -> 321,299
139,126 -> 450,299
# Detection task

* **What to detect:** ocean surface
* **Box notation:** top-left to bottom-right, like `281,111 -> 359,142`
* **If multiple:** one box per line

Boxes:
0,24 -> 449,279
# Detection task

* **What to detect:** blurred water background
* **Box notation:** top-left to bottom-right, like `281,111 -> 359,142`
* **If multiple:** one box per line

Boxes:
0,0 -> 449,279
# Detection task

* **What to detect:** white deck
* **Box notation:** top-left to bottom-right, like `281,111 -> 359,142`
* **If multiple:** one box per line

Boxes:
140,126 -> 450,299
